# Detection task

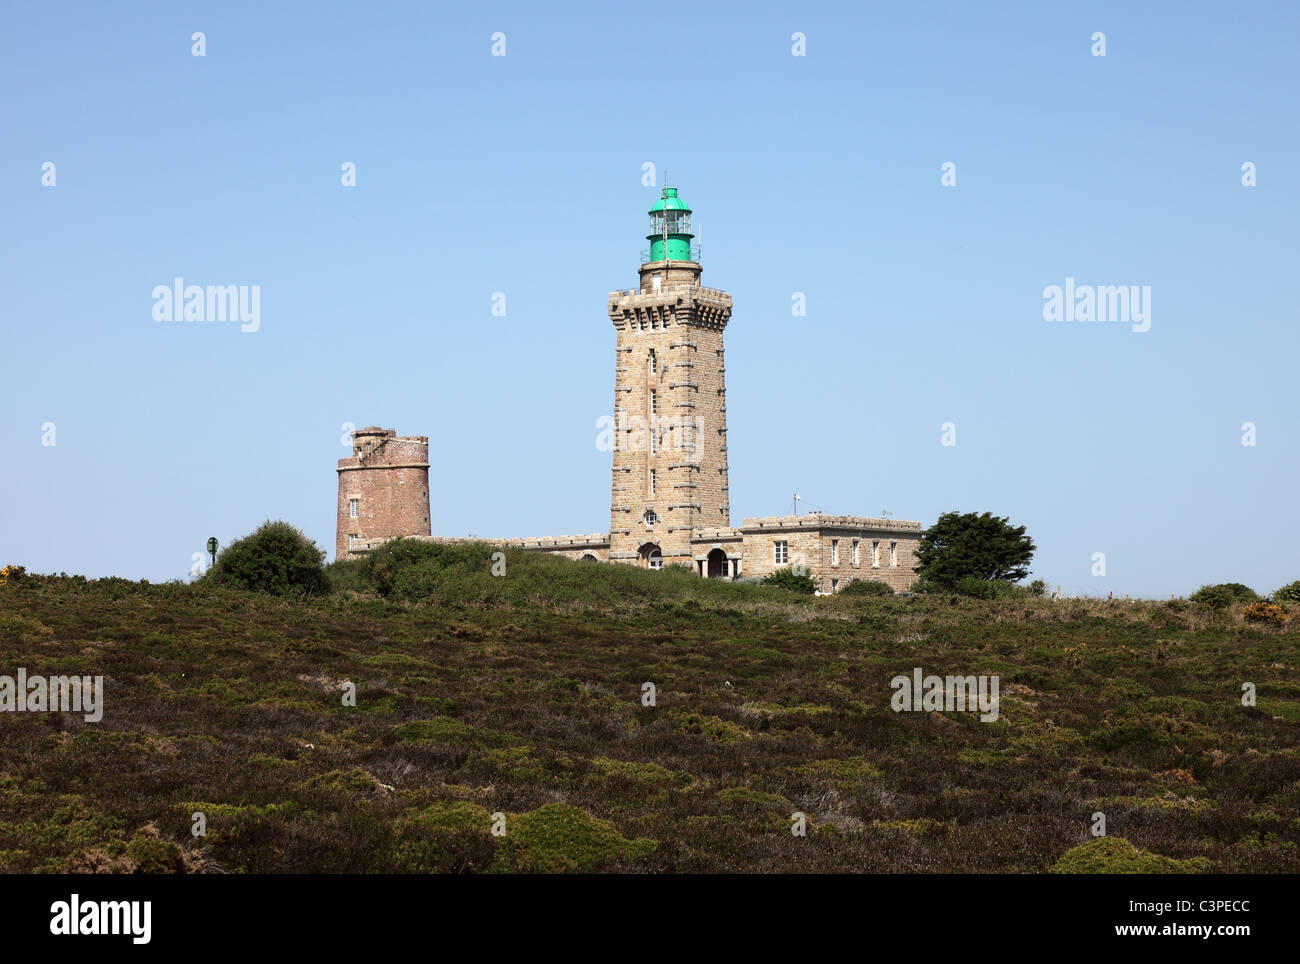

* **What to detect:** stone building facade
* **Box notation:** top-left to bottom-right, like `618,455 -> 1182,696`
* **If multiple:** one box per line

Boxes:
337,189 -> 923,592
335,427 -> 431,561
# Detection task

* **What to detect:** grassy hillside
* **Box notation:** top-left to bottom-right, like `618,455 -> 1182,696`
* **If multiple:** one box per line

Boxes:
1,550 -> 1297,873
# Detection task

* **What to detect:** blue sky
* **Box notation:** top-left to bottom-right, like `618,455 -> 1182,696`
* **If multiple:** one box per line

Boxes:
2,0 -> 1296,597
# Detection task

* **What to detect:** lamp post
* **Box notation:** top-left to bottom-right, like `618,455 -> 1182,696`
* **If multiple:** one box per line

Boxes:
793,493 -> 801,517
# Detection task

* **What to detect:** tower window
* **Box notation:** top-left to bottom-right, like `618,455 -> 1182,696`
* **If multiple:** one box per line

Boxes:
649,349 -> 657,373
831,539 -> 839,565
890,541 -> 898,568
348,498 -> 359,519
650,430 -> 657,454
650,390 -> 657,415
348,534 -> 358,549
643,509 -> 657,526
649,469 -> 656,496
774,541 -> 788,565
872,541 -> 880,568
852,540 -> 860,566
648,548 -> 663,570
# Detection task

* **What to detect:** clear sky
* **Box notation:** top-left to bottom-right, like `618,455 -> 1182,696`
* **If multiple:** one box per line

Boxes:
2,1 -> 1296,598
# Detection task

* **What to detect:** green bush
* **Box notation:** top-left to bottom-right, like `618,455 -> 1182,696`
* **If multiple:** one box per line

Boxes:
1028,579 -> 1047,597
205,521 -> 326,596
352,539 -> 497,601
1273,581 -> 1300,604
1190,583 -> 1258,610
839,579 -> 894,596
955,577 -> 1027,600
762,567 -> 816,594
1050,837 -> 1210,874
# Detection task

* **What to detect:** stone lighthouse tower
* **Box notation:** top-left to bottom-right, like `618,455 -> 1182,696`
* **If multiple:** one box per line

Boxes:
606,188 -> 733,569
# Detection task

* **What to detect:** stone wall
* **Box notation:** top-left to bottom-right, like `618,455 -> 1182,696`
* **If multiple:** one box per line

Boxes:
606,260 -> 732,568
336,427 -> 431,560
739,515 -> 922,592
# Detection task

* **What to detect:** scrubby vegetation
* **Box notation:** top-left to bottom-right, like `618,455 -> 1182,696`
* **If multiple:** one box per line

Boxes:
761,567 -> 816,594
1190,583 -> 1260,611
1273,581 -> 1300,605
1,546 -> 1297,874
839,579 -> 895,597
203,521 -> 326,597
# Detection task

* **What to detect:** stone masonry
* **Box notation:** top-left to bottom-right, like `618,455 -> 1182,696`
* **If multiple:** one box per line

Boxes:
336,427 -> 431,560
336,191 -> 924,591
606,257 -> 732,569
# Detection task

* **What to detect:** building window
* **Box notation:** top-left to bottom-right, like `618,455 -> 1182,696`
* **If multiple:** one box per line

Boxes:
774,541 -> 788,565
650,429 -> 657,454
852,540 -> 859,566
348,534 -> 358,549
348,498 -> 359,519
890,541 -> 898,568
831,539 -> 839,566
643,509 -> 657,526
831,578 -> 839,592
650,389 -> 657,415
649,348 -> 657,373
649,469 -> 656,496
872,541 -> 880,567
648,549 -> 663,570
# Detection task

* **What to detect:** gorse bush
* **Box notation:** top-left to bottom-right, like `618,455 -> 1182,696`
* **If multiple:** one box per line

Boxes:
762,567 -> 816,594
839,579 -> 894,596
1189,583 -> 1258,610
1242,601 -> 1286,627
205,521 -> 326,596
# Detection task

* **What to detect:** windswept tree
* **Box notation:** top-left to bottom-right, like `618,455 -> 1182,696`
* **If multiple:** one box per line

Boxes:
915,511 -> 1035,589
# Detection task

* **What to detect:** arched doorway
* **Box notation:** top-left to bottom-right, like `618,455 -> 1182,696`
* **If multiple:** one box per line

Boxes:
706,548 -> 728,579
639,543 -> 663,570
580,554 -> 599,562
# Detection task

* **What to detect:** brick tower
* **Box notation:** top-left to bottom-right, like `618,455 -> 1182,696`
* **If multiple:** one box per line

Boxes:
335,427 -> 431,560
606,188 -> 733,569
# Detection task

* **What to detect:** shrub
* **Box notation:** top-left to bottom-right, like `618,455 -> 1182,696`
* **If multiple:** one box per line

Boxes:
495,803 -> 656,873
840,579 -> 894,596
205,521 -> 326,596
1273,581 -> 1300,604
762,567 -> 816,594
1050,837 -> 1210,874
955,577 -> 1027,600
1243,601 -> 1286,627
0,565 -> 26,586
1028,579 -> 1047,597
353,539 -> 497,601
391,801 -> 496,873
1190,583 -> 1258,610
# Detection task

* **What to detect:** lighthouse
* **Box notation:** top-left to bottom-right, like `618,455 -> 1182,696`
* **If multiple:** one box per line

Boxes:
606,187 -> 734,570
